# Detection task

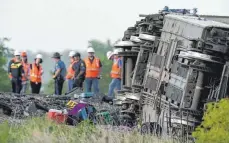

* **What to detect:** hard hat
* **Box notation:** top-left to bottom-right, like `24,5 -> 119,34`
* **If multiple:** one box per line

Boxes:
69,51 -> 76,57
75,52 -> 81,57
87,47 -> 95,53
106,51 -> 114,60
52,52 -> 61,58
14,50 -> 20,56
36,54 -> 43,59
21,51 -> 27,57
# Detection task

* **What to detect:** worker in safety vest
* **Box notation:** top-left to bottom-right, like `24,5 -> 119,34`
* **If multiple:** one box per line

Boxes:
72,52 -> 86,89
9,50 -> 24,94
52,52 -> 66,95
107,49 -> 122,97
66,51 -> 77,92
20,51 -> 30,94
30,54 -> 43,94
84,47 -> 102,94
8,52 -> 22,79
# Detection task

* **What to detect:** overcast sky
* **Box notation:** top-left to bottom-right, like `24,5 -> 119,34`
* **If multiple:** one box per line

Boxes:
1,0 -> 229,53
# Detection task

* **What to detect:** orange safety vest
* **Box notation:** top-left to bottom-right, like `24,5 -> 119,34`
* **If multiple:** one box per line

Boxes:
66,61 -> 77,79
84,57 -> 100,78
22,62 -> 30,81
110,58 -> 121,79
30,63 -> 43,83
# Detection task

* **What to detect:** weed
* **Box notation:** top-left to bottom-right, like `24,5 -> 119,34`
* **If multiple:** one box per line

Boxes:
0,117 -> 172,143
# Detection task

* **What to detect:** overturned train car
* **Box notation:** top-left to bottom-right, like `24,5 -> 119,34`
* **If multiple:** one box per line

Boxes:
114,13 -> 229,140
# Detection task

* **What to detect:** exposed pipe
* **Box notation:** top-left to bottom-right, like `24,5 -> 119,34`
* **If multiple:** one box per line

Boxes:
121,56 -> 125,89
190,71 -> 204,110
126,57 -> 133,87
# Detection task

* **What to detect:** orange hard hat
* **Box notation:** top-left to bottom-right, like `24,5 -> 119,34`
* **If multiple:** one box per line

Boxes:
21,51 -> 27,57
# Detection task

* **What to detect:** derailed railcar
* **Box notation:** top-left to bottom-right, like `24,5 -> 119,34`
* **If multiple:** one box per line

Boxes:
113,14 -> 164,124
141,14 -> 229,140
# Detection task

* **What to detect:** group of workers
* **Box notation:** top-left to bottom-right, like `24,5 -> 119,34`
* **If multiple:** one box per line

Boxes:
7,47 -> 122,98
8,51 -> 43,94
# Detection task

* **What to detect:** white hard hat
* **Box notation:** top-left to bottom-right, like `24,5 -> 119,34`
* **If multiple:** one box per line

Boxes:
14,50 -> 20,56
36,54 -> 43,59
87,47 -> 95,53
106,51 -> 114,60
69,51 -> 76,57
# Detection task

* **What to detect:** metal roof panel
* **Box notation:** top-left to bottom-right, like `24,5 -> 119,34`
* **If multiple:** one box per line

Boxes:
165,14 -> 229,28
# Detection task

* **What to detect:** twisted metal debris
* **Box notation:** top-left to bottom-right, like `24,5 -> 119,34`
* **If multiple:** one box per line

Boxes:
0,89 -> 132,128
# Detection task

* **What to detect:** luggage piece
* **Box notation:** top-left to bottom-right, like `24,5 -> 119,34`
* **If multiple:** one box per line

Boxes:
47,109 -> 68,124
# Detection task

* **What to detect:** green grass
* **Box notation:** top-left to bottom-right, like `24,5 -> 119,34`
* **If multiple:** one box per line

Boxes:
0,117 -> 173,143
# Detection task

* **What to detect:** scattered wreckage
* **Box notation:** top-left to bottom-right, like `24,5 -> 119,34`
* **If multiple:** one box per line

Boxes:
0,88 -> 134,128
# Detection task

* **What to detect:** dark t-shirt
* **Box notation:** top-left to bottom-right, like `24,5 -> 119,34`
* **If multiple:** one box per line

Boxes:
10,62 -> 24,79
72,59 -> 86,79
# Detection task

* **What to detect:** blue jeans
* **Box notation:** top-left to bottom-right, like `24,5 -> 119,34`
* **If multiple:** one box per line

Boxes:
67,79 -> 74,92
108,78 -> 121,97
85,78 -> 99,94
20,81 -> 27,94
